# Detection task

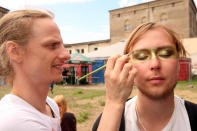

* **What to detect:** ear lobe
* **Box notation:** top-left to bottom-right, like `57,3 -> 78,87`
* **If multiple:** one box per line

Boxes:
6,41 -> 23,63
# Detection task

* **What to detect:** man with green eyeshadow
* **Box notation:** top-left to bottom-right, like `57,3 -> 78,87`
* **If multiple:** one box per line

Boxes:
93,22 -> 197,131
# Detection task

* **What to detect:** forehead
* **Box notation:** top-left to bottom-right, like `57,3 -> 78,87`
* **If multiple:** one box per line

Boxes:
28,18 -> 62,44
131,27 -> 175,51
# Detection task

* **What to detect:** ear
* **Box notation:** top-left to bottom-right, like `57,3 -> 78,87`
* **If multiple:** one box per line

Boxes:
6,41 -> 24,63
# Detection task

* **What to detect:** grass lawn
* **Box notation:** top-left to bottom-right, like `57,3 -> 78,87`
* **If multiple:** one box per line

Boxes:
1,81 -> 197,131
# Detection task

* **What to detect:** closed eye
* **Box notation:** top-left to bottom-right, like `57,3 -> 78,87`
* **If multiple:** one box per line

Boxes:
158,49 -> 175,58
133,51 -> 150,60
48,43 -> 60,50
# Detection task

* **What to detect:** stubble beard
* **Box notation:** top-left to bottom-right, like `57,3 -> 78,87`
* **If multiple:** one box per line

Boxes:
137,82 -> 177,100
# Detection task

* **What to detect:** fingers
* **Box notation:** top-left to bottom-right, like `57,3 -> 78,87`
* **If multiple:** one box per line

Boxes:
104,54 -> 137,105
120,64 -> 137,87
106,54 -> 132,78
105,54 -> 137,84
106,54 -> 121,73
120,63 -> 132,81
113,55 -> 130,74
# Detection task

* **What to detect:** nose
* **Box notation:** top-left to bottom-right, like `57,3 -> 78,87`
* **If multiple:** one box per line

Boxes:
59,46 -> 71,62
149,57 -> 161,71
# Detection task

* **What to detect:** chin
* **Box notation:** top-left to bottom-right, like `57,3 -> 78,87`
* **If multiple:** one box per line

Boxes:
140,87 -> 174,100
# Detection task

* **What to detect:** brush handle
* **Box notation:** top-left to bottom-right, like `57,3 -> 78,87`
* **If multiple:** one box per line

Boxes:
77,53 -> 131,81
78,64 -> 106,81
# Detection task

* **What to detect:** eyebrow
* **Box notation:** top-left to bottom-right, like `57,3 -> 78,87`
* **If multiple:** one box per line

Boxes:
131,46 -> 176,52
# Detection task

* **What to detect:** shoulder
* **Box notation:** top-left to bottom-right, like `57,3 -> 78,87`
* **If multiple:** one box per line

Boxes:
0,95 -> 59,131
62,112 -> 76,123
63,112 -> 76,118
184,100 -> 197,131
184,99 -> 197,117
0,115 -> 49,131
175,96 -> 197,111
46,96 -> 60,117
184,100 -> 197,110
0,102 -> 46,131
125,96 -> 137,113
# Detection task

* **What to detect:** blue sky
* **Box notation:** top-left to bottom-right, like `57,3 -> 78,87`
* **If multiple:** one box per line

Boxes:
0,0 -> 196,44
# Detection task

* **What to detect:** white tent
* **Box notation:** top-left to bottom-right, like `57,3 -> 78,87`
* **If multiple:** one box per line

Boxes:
183,38 -> 197,55
84,41 -> 126,60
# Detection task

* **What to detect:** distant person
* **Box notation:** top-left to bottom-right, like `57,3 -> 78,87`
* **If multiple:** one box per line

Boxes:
54,95 -> 77,131
50,83 -> 54,94
93,22 -> 197,131
0,9 -> 70,131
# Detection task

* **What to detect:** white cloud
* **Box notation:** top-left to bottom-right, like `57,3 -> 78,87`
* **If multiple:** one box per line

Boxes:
0,0 -> 94,9
119,0 -> 137,7
118,0 -> 157,7
119,0 -> 128,7
61,28 -> 110,44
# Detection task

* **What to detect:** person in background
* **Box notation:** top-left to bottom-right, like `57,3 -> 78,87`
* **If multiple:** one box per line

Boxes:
54,95 -> 77,131
93,22 -> 197,131
0,9 -> 70,131
50,83 -> 54,94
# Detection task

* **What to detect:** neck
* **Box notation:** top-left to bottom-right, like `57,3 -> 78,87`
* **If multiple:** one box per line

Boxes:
11,74 -> 50,114
136,91 -> 175,131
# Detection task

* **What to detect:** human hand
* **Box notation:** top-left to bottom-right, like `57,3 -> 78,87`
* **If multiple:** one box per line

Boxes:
104,54 -> 137,106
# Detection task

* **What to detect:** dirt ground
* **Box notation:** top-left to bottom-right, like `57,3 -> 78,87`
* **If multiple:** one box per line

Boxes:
65,84 -> 106,131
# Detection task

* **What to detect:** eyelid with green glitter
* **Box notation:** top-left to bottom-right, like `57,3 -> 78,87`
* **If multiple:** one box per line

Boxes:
128,46 -> 178,63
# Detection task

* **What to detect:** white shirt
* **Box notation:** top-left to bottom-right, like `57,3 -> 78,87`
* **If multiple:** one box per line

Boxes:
125,96 -> 191,131
0,94 -> 61,131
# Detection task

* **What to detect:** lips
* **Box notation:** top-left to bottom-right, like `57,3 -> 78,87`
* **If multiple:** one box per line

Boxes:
148,76 -> 165,84
52,64 -> 64,72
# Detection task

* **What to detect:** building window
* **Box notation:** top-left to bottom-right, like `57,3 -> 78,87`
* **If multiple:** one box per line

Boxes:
76,49 -> 80,53
69,50 -> 72,54
152,7 -> 155,12
94,48 -> 98,51
124,20 -> 131,31
81,49 -> 84,54
172,3 -> 175,7
125,24 -> 131,31
117,13 -> 120,17
160,13 -> 168,23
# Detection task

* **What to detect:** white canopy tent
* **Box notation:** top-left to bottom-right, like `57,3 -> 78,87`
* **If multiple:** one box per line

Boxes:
84,41 -> 126,60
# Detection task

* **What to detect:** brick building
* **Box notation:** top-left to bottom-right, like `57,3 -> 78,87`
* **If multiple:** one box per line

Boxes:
65,0 -> 197,54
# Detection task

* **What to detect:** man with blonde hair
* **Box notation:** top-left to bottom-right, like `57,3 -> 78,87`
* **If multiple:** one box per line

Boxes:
93,22 -> 197,131
0,9 -> 70,131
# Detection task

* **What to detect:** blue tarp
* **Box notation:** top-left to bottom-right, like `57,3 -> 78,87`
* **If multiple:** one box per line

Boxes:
92,60 -> 105,83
